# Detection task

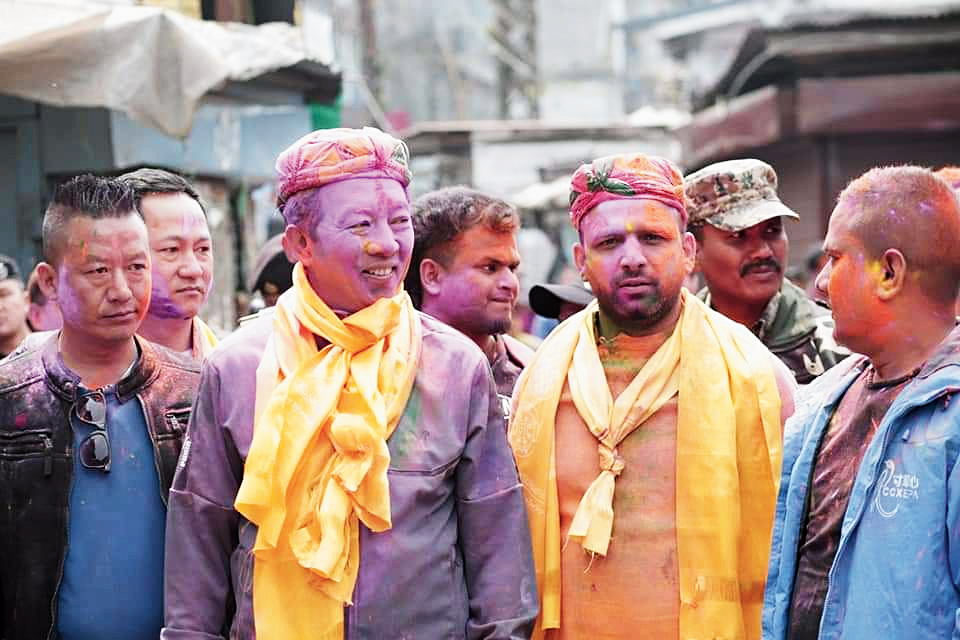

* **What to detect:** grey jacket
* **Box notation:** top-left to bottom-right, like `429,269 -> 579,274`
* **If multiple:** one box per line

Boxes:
162,311 -> 538,639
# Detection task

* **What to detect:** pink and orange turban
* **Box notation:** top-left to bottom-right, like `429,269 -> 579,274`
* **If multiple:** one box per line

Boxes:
569,153 -> 686,230
275,127 -> 412,206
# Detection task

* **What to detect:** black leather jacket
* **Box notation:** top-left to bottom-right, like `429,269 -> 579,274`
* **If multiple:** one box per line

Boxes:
0,334 -> 201,640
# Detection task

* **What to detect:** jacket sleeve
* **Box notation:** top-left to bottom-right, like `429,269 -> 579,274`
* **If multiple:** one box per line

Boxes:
456,360 -> 539,640
162,360 -> 243,640
946,407 -> 960,640
761,405 -> 814,640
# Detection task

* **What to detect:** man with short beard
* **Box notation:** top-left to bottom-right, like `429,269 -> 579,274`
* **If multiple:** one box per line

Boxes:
406,186 -> 533,399
119,169 -> 217,360
509,153 -> 796,640
685,159 -> 847,384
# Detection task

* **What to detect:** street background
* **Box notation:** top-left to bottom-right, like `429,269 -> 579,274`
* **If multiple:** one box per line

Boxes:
3,0 -> 959,331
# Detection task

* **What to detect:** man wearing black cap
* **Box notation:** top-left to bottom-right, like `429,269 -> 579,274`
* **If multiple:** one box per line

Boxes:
529,282 -> 594,323
247,233 -> 294,309
0,254 -> 30,358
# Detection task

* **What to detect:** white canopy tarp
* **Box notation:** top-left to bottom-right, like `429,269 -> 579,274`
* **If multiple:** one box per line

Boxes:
0,1 -> 334,137
511,175 -> 571,211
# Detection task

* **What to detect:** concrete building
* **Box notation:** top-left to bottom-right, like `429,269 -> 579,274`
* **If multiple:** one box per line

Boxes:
678,7 -> 960,267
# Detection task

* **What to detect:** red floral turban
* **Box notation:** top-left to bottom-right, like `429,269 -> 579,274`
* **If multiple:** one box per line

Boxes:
569,153 -> 686,230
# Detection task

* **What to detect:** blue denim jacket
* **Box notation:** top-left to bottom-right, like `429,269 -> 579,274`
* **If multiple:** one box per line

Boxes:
764,325 -> 960,640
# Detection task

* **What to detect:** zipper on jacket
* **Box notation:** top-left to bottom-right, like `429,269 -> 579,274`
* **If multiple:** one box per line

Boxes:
0,430 -> 55,477
787,417 -> 831,632
48,411 -> 76,640
782,361 -> 865,634
40,433 -> 53,476
137,395 -> 168,507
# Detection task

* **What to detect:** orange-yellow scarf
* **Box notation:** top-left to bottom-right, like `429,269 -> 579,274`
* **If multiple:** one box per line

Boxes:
509,290 -> 782,640
235,263 -> 422,640
191,316 -> 218,360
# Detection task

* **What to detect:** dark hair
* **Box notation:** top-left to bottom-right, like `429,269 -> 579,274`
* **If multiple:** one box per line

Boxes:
118,168 -> 205,215
280,187 -> 323,230
26,267 -> 46,305
687,221 -> 705,242
42,175 -> 138,264
405,186 -> 519,307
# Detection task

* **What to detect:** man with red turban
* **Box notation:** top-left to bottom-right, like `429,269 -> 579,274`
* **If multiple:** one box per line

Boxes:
509,152 -> 796,639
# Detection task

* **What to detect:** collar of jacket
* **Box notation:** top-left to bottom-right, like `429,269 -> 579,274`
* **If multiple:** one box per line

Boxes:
699,279 -> 826,350
916,322 -> 960,381
806,322 -> 960,415
41,335 -> 161,404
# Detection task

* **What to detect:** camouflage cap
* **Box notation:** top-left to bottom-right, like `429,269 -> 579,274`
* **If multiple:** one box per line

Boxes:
684,159 -> 798,232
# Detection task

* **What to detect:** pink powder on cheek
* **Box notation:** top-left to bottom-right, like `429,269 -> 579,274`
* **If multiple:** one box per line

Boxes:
431,277 -> 477,318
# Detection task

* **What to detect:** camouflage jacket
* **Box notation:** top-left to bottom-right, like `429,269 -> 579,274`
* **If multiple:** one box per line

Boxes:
699,279 -> 849,384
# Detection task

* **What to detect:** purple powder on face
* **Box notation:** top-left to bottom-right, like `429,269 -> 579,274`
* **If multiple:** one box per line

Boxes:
148,282 -> 189,320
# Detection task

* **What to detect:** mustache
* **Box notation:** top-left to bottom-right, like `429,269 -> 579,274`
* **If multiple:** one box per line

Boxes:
740,258 -> 782,277
615,269 -> 652,283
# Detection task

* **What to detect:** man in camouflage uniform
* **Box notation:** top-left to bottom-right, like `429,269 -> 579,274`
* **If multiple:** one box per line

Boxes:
685,159 -> 847,384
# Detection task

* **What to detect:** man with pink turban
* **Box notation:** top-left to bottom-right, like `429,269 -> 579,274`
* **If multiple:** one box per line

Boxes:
162,127 -> 537,639
508,152 -> 796,639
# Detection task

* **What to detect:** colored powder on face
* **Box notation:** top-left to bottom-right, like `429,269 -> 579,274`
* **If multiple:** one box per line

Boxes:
865,259 -> 885,281
363,240 -> 384,255
148,281 -> 188,320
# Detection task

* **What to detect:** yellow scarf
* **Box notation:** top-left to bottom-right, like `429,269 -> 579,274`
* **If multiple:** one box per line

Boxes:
508,290 -> 782,640
191,316 -> 219,360
235,263 -> 422,640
